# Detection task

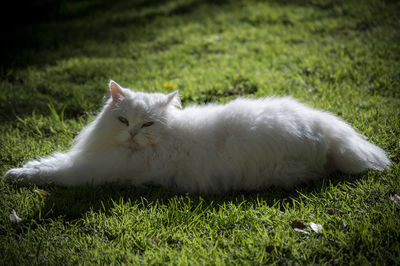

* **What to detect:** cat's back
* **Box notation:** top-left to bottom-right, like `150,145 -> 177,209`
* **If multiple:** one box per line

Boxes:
167,96 -> 320,147
174,96 -> 313,128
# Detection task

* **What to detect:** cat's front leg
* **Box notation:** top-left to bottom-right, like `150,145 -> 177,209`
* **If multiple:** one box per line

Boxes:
4,148 -> 132,186
5,160 -> 46,185
4,152 -> 72,186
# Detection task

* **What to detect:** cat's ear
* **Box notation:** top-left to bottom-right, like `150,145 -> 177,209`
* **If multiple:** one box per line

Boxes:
109,80 -> 125,102
164,90 -> 181,109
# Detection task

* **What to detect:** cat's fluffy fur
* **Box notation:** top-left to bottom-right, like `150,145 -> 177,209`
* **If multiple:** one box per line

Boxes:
5,80 -> 390,193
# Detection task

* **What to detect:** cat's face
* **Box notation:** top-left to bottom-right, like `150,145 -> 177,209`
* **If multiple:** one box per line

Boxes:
106,80 -> 179,150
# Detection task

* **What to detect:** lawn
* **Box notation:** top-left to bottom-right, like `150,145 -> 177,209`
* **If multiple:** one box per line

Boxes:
1,0 -> 400,264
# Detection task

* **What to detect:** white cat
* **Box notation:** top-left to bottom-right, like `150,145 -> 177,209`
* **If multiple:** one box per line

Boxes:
5,80 -> 390,193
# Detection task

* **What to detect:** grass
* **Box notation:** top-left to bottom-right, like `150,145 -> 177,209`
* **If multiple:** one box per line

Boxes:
1,0 -> 399,264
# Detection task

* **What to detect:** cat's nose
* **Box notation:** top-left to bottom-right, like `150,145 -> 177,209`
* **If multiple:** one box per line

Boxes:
129,130 -> 137,137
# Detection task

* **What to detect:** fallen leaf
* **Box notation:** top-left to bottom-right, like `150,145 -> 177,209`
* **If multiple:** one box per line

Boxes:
290,220 -> 307,229
9,209 -> 22,223
326,208 -> 345,216
309,222 -> 323,233
291,220 -> 310,235
390,194 -> 400,205
389,154 -> 399,163
293,228 -> 310,235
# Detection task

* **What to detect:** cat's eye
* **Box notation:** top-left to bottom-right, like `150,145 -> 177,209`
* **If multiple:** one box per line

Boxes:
141,121 -> 154,128
118,116 -> 129,126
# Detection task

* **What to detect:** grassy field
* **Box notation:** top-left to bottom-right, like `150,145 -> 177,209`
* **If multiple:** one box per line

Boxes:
1,0 -> 400,264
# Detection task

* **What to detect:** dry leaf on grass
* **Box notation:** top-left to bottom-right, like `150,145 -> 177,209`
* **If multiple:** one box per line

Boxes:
293,228 -> 310,235
389,154 -> 399,162
290,220 -> 307,229
9,209 -> 22,223
326,208 -> 345,216
309,222 -> 323,233
390,194 -> 400,205
290,220 -> 310,235
291,220 -> 322,234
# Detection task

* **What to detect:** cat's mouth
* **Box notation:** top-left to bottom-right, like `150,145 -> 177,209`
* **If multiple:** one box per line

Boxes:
126,140 -> 143,151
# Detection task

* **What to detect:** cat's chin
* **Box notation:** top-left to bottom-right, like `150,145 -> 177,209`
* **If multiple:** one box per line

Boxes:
123,141 -> 147,152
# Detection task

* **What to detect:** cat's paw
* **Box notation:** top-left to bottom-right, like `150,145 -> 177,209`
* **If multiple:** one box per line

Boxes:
4,167 -> 41,184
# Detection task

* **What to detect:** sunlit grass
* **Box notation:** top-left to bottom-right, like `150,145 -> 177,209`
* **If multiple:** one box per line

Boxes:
1,0 -> 399,264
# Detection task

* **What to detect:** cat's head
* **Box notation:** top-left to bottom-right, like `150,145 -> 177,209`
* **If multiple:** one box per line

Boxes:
104,80 -> 180,150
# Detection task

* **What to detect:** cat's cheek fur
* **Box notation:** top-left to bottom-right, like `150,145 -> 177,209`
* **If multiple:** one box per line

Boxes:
115,131 -> 131,146
145,132 -> 160,145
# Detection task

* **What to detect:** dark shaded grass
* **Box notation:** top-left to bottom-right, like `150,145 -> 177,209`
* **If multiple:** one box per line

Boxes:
1,0 -> 399,264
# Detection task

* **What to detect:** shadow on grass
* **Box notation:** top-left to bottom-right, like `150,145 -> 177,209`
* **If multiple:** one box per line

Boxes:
1,0 -> 230,70
32,171 -> 363,221
0,0 -> 233,122
4,0 -> 396,70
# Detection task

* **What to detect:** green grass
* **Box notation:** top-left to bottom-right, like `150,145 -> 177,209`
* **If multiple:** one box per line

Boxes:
1,0 -> 400,264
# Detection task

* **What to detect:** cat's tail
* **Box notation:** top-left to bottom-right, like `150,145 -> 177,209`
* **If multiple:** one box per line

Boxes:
324,118 -> 390,174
